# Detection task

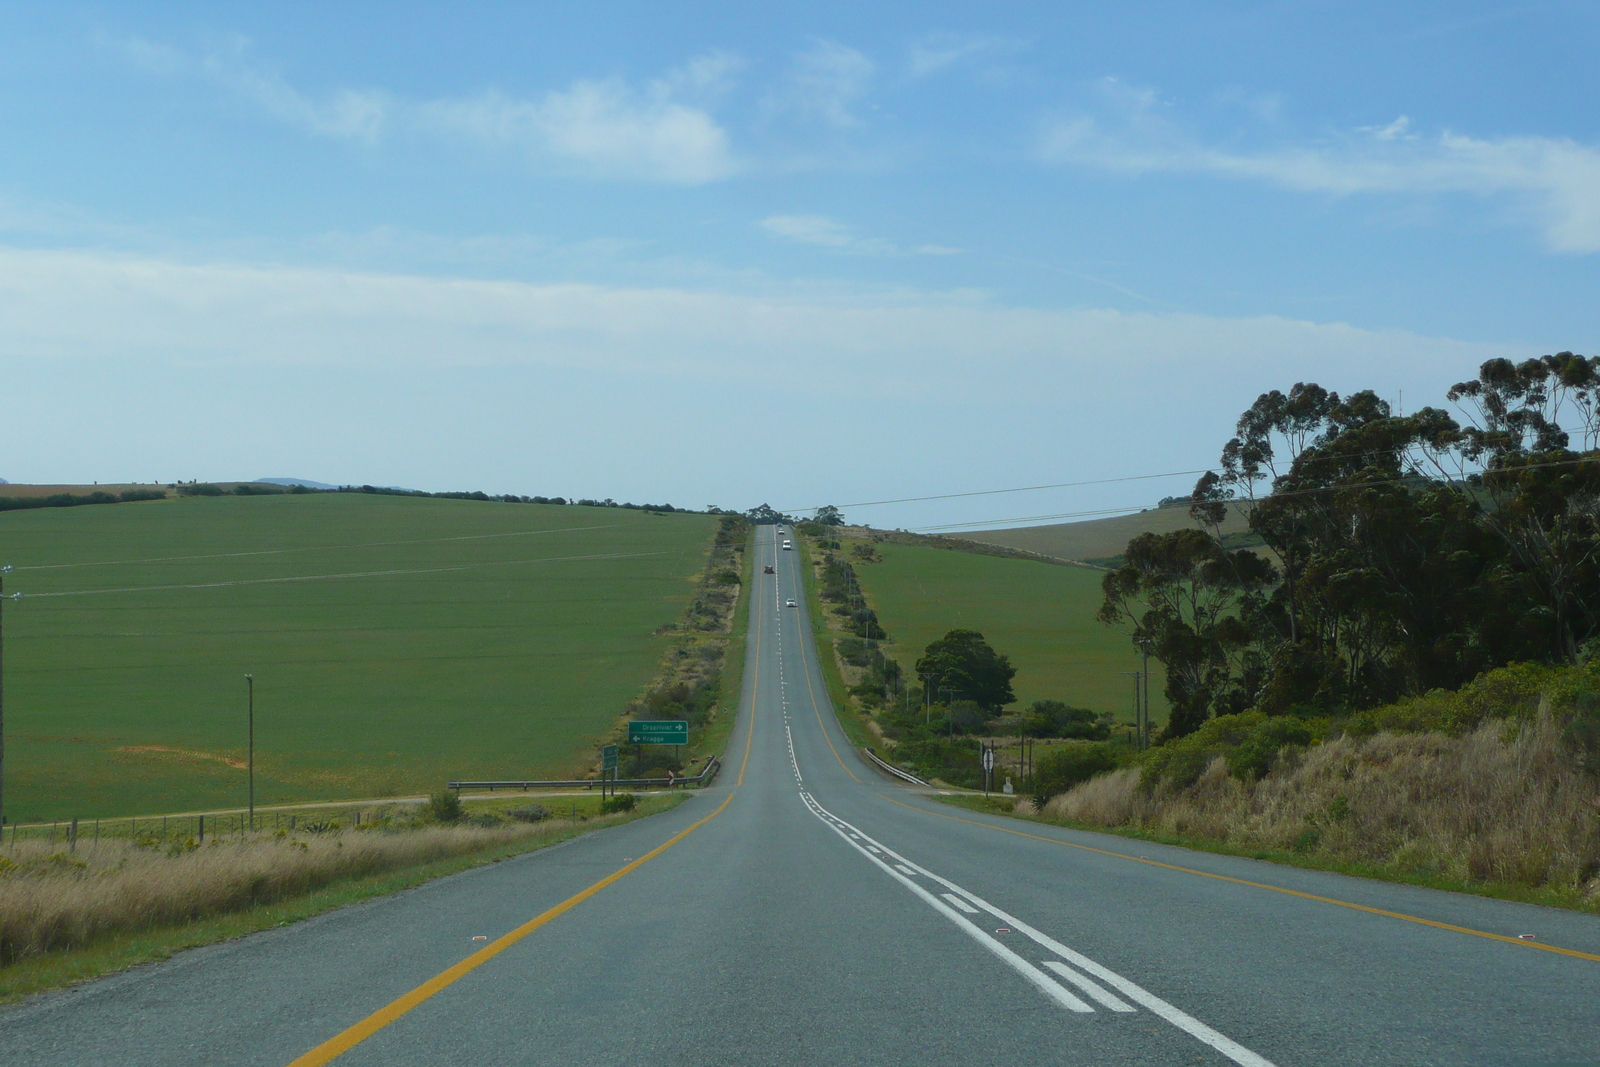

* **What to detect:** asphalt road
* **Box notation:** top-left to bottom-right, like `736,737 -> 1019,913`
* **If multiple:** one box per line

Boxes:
6,524 -> 1600,1066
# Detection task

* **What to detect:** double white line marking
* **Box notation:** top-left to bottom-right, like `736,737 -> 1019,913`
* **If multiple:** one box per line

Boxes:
798,790 -> 1276,1067
786,724 -> 803,784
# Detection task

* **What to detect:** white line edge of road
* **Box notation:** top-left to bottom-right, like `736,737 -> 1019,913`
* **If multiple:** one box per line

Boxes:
799,790 -> 1096,1014
797,789 -> 1278,1067
771,521 -> 1276,1067
910,863 -> 1276,1067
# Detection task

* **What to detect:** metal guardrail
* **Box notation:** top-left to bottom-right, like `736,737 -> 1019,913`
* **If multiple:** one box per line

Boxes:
862,747 -> 928,786
448,755 -> 721,793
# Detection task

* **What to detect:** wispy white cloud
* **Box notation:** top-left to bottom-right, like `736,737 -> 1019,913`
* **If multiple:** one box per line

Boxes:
415,80 -> 737,183
110,36 -> 738,183
0,244 -> 1523,521
1040,78 -> 1600,252
773,41 -> 874,128
0,245 -> 1516,390
906,33 -> 1026,78
759,215 -> 958,257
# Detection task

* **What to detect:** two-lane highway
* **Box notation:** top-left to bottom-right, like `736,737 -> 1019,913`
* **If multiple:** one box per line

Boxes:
5,523 -> 1600,1065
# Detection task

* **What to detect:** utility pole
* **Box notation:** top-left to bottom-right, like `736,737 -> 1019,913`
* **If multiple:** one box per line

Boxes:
245,674 -> 254,831
0,565 -> 10,830
1139,638 -> 1152,750
1120,670 -> 1141,750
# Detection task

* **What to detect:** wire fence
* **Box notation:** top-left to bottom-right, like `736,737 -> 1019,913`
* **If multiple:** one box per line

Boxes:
3,805 -> 416,851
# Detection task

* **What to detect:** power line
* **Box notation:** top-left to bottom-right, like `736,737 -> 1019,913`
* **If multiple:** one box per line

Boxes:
782,469 -> 1212,514
914,504 -> 1168,532
908,451 -> 1600,534
788,432 -> 1600,520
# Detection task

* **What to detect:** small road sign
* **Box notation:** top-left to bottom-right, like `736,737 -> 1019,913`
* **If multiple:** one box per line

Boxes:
601,744 -> 618,770
628,720 -> 688,745
981,746 -> 995,772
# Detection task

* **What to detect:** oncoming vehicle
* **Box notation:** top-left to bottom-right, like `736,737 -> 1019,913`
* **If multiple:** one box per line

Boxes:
782,540 -> 793,550
785,599 -> 796,608
763,564 -> 775,574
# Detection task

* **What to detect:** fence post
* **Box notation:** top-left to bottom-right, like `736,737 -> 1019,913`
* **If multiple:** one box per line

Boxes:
198,813 -> 205,843
69,817 -> 78,853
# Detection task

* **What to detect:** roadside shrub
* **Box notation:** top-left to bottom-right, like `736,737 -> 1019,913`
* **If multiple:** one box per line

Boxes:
892,735 -> 983,788
1348,660 -> 1595,737
1046,711 -> 1600,897
1228,717 -> 1315,780
836,637 -> 869,666
601,794 -> 637,814
427,790 -> 463,823
1032,744 -> 1119,805
1142,712 -> 1270,790
1025,700 -> 1110,740
0,492 -> 118,513
947,700 -> 988,735
508,805 -> 550,823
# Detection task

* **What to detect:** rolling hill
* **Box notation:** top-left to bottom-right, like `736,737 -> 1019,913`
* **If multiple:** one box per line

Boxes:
964,502 -> 1256,565
1,492 -> 716,821
845,539 -> 1167,723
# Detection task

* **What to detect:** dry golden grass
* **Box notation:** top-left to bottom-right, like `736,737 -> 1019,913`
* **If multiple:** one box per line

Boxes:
1045,713 -> 1600,897
0,816 -> 583,965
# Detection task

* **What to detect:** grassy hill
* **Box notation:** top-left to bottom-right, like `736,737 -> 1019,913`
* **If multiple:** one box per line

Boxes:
965,503 -> 1254,565
849,540 -> 1167,723
1,493 -> 716,821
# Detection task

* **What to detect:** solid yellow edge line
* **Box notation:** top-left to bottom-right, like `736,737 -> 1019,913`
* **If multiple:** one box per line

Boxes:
738,557 -> 763,786
804,651 -> 859,781
795,544 -> 859,782
285,793 -> 735,1067
881,794 -> 1600,964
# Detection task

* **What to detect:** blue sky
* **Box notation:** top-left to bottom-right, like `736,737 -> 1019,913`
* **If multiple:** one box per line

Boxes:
1,2 -> 1596,529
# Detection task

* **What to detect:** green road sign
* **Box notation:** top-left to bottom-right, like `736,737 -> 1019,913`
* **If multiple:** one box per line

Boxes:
601,744 -> 618,770
628,720 -> 688,745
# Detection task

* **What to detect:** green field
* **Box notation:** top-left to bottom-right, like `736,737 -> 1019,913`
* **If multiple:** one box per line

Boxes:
1,493 -> 716,821
852,542 -> 1167,721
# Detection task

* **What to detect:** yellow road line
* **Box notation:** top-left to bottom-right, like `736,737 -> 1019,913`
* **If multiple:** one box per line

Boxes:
285,793 -> 734,1067
795,554 -> 859,782
804,654 -> 859,781
882,795 -> 1600,964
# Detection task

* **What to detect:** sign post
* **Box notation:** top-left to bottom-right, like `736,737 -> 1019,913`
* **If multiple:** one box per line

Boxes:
601,744 -> 618,800
981,744 -> 995,795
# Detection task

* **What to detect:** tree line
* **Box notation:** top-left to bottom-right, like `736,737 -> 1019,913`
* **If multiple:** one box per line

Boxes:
1101,352 -> 1600,738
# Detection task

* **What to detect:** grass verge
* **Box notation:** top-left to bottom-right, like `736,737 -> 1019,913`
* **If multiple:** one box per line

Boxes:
797,535 -> 876,750
0,793 -> 686,1002
937,787 -> 1600,916
691,523 -> 755,763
